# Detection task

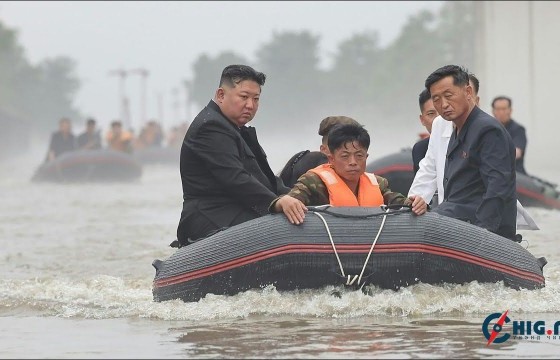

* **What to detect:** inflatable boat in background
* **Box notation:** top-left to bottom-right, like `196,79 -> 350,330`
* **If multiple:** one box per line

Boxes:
31,149 -> 142,183
366,148 -> 560,210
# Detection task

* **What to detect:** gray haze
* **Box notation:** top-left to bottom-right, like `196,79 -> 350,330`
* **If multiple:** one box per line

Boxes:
0,1 -> 443,132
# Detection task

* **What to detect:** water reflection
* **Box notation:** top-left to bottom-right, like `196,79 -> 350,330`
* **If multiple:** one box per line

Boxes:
168,315 -> 536,358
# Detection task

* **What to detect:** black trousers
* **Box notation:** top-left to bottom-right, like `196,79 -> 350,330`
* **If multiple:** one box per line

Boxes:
177,208 -> 259,246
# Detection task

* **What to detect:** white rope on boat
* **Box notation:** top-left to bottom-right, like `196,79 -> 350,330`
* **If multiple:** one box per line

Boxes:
356,207 -> 390,285
312,207 -> 390,287
312,211 -> 346,278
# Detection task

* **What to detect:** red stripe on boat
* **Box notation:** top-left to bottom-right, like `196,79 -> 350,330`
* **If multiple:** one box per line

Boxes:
154,243 -> 544,287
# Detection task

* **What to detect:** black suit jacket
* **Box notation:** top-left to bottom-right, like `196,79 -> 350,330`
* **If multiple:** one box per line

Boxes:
412,137 -> 430,174
435,106 -> 517,240
177,100 -> 289,240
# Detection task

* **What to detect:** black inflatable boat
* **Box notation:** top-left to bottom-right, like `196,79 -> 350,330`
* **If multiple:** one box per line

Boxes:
152,206 -> 546,303
31,149 -> 142,182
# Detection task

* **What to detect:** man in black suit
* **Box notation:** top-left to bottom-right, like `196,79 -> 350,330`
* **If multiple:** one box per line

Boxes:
491,96 -> 528,175
412,89 -> 438,173
176,64 -> 290,246
425,65 -> 517,240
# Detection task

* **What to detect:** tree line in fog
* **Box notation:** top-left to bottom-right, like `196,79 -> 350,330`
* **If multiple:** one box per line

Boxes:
0,22 -> 81,133
186,1 -> 476,133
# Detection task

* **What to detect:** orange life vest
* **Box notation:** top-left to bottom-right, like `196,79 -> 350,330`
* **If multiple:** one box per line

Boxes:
309,164 -> 384,206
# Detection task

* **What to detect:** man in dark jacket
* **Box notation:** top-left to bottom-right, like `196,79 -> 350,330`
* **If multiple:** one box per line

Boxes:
491,96 -> 528,174
425,65 -> 517,240
412,89 -> 438,173
77,118 -> 102,150
45,117 -> 76,163
278,116 -> 361,187
176,64 -> 290,246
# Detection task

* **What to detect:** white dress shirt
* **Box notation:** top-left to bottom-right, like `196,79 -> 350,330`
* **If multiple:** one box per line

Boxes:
408,116 -> 539,230
409,116 -> 452,205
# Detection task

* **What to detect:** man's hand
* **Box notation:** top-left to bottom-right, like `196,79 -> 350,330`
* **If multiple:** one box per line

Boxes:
274,195 -> 308,225
408,195 -> 427,215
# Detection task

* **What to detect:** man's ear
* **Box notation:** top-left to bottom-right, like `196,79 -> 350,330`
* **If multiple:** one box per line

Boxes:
319,143 -> 328,155
465,84 -> 473,99
215,88 -> 225,102
327,152 -> 334,164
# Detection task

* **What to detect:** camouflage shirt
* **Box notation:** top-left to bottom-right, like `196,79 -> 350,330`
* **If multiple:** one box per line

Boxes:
270,171 -> 412,210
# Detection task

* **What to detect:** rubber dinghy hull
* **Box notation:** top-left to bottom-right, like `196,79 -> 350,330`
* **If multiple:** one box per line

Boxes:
152,206 -> 546,303
366,148 -> 560,210
31,149 -> 143,182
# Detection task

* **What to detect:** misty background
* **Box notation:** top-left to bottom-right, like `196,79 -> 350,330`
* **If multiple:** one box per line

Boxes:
1,1 -> 557,177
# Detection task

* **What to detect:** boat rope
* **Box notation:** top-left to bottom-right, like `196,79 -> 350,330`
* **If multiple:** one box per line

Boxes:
356,207 -> 390,285
312,211 -> 347,280
312,207 -> 390,287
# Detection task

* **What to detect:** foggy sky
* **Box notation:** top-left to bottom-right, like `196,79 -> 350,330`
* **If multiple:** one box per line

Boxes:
0,1 -> 443,131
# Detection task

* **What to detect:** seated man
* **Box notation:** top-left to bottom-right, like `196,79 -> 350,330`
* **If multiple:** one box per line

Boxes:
271,123 -> 427,224
77,118 -> 102,150
425,65 -> 517,240
45,117 -> 76,162
176,64 -> 290,246
409,71 -> 538,232
278,116 -> 361,188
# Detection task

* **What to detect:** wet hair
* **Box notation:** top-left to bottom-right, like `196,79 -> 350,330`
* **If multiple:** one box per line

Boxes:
491,96 -> 512,108
418,89 -> 431,111
219,64 -> 266,88
327,123 -> 370,154
468,73 -> 480,95
425,65 -> 470,94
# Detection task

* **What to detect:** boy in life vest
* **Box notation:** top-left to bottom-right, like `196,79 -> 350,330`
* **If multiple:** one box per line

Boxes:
106,120 -> 134,153
270,123 -> 427,224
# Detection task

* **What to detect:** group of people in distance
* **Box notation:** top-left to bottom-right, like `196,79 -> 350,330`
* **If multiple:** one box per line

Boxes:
45,117 -> 189,163
174,63 -> 530,249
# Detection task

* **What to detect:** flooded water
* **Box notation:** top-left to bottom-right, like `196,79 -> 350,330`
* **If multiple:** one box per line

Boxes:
1,145 -> 560,359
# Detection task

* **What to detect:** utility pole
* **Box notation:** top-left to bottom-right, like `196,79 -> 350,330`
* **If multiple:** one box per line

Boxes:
183,79 -> 192,122
171,87 -> 180,125
157,92 -> 164,128
108,68 -> 131,130
129,68 -> 149,128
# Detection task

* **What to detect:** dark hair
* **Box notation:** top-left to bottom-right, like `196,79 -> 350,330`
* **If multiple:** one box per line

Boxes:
491,96 -> 512,108
418,89 -> 431,111
318,115 -> 361,138
425,65 -> 470,93
219,64 -> 266,88
86,118 -> 96,126
468,73 -> 480,95
327,123 -> 370,154
111,120 -> 122,127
